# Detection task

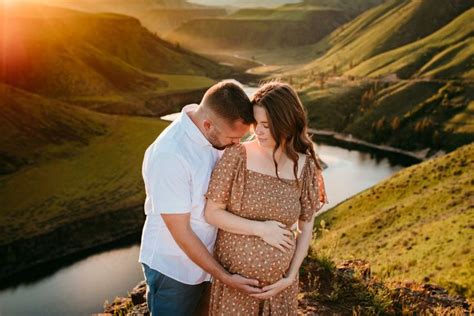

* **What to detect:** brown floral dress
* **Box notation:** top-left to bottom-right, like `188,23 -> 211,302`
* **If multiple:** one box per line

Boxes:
205,144 -> 327,316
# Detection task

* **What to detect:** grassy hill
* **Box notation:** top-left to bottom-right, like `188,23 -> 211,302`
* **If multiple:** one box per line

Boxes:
0,3 -> 229,114
301,0 -> 473,75
0,85 -> 170,277
138,8 -> 228,36
311,143 -> 474,299
300,79 -> 474,152
18,0 -> 195,14
282,0 -> 474,153
0,84 -> 107,174
165,5 -> 350,51
296,0 -> 386,13
23,0 -> 224,37
190,0 -> 301,8
346,8 -> 474,79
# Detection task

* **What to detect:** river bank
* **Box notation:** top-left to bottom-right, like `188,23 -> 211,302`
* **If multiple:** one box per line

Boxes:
0,205 -> 144,282
308,129 -> 433,163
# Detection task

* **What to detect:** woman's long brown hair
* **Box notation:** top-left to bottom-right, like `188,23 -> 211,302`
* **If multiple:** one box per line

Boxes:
252,81 -> 322,186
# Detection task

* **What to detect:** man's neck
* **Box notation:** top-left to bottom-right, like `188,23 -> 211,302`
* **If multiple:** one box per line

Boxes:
188,105 -> 208,138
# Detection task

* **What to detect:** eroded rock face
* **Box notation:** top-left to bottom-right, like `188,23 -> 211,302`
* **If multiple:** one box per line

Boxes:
130,281 -> 147,306
102,281 -> 148,316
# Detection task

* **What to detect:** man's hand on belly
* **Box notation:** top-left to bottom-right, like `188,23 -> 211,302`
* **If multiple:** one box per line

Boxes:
162,213 -> 263,294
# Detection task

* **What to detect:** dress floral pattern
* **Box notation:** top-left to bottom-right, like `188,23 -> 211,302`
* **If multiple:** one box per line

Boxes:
205,144 -> 326,315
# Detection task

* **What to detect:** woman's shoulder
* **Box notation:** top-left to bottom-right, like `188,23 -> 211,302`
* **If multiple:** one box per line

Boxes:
300,152 -> 320,176
222,143 -> 246,159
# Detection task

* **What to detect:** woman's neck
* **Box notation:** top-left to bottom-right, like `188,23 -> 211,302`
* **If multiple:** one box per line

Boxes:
257,141 -> 284,163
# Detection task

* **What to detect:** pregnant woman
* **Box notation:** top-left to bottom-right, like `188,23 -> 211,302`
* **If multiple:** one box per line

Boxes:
204,82 -> 327,315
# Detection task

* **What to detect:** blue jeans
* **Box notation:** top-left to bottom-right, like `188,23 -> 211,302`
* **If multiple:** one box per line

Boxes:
142,263 -> 208,316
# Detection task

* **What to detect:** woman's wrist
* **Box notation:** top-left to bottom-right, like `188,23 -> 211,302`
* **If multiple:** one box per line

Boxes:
251,221 -> 265,237
286,269 -> 299,281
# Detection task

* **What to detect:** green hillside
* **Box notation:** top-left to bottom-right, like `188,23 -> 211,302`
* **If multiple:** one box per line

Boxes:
312,143 -> 474,298
138,8 -> 228,36
21,0 -> 195,14
302,0 -> 473,74
165,6 -> 350,51
301,79 -> 474,152
0,85 -> 169,276
346,8 -> 474,79
0,3 -> 228,114
0,84 -> 107,174
284,0 -> 474,153
296,0 -> 386,13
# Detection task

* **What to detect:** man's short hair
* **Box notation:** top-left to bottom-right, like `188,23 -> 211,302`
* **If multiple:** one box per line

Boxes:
202,80 -> 254,125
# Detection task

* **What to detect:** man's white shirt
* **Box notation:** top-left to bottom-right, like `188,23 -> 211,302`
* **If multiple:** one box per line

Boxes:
139,104 -> 220,285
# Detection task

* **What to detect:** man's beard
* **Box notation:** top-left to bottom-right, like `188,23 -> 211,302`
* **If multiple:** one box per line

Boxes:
208,130 -> 232,150
212,144 -> 228,150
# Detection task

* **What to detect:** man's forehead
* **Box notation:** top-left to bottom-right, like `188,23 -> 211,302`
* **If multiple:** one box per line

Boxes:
221,119 -> 250,135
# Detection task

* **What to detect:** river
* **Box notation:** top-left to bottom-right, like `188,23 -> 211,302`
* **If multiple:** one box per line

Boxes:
0,85 -> 414,316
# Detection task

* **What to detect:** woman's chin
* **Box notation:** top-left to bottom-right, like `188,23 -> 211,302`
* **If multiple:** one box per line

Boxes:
257,139 -> 274,148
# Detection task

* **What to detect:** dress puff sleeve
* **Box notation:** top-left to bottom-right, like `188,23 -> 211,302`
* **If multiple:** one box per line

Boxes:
205,144 -> 245,206
299,156 -> 328,222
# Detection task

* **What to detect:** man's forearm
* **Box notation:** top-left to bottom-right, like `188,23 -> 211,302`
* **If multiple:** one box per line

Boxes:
178,226 -> 230,281
161,213 -> 230,283
161,213 -> 262,294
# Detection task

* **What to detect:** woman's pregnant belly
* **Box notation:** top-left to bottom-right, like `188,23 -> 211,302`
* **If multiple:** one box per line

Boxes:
214,230 -> 296,286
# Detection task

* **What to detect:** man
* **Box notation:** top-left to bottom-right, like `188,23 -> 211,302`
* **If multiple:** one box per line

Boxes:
139,80 -> 289,315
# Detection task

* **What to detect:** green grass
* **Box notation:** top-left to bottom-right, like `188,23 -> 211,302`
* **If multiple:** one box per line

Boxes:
0,100 -> 169,246
311,143 -> 474,299
138,8 -> 227,36
301,0 -> 473,75
300,79 -> 474,152
64,74 -> 215,114
0,84 -> 108,174
149,74 -> 215,94
347,8 -> 474,79
0,83 -> 169,247
165,7 -> 349,51
228,6 -> 340,21
300,0 -> 385,12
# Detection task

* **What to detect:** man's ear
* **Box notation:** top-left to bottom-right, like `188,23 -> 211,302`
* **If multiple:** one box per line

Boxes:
203,119 -> 211,131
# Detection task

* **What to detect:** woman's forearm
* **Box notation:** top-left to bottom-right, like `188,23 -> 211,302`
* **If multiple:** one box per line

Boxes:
286,216 -> 315,280
204,200 -> 263,236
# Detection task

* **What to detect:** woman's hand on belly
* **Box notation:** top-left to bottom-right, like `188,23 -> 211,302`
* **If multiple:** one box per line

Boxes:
249,275 -> 295,300
257,220 -> 295,252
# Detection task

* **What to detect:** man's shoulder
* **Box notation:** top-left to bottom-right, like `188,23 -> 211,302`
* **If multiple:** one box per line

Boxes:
151,120 -> 188,151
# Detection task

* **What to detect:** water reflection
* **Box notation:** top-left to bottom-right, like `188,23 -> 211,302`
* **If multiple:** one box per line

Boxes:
315,143 -> 403,213
0,244 -> 142,316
